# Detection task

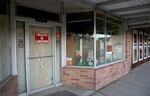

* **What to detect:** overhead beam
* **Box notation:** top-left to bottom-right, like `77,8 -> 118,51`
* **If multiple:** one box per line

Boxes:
129,24 -> 150,29
111,4 -> 150,13
121,11 -> 150,18
128,16 -> 150,23
96,0 -> 131,7
128,19 -> 150,24
78,0 -> 95,7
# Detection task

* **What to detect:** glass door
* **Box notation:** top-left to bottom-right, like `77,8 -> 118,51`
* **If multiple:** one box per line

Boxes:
139,31 -> 143,61
133,30 -> 138,63
16,21 -> 27,95
27,25 -> 54,93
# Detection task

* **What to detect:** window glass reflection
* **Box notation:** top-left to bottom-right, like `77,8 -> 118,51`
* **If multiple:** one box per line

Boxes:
96,17 -> 105,66
106,21 -> 124,63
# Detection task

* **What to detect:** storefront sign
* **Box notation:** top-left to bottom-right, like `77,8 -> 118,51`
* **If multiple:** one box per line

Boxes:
56,32 -> 61,38
35,32 -> 48,44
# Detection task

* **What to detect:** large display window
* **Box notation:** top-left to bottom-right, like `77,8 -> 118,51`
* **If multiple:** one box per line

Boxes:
67,32 -> 94,67
66,11 -> 124,67
106,18 -> 124,63
96,13 -> 105,66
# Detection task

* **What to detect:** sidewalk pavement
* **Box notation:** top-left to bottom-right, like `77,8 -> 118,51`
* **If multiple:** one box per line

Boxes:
31,61 -> 150,96
92,61 -> 150,96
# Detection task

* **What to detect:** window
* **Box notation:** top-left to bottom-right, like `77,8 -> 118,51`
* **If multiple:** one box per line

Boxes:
66,11 -> 124,67
66,32 -> 94,67
74,33 -> 94,66
96,13 -> 105,66
0,0 -> 11,83
66,12 -> 94,67
106,17 -> 124,63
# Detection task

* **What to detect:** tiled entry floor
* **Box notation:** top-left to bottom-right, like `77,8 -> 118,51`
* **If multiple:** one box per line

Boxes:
30,86 -> 94,96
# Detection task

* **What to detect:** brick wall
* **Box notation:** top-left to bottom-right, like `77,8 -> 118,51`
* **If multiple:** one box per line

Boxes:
0,76 -> 18,96
95,61 -> 131,90
63,31 -> 132,90
63,68 -> 95,89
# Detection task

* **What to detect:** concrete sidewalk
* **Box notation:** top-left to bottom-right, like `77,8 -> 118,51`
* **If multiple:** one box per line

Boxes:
92,61 -> 150,96
31,61 -> 150,96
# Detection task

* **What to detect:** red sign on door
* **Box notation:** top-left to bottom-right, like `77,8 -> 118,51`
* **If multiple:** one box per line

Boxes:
56,32 -> 61,38
35,32 -> 48,44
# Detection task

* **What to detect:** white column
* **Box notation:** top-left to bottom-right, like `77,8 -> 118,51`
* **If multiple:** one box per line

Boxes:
94,10 -> 97,68
10,0 -> 17,75
61,1 -> 67,67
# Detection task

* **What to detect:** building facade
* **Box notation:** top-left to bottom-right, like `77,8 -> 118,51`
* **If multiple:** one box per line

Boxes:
0,0 -> 150,96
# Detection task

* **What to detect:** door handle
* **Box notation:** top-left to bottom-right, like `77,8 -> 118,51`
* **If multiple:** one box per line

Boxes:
28,55 -> 53,59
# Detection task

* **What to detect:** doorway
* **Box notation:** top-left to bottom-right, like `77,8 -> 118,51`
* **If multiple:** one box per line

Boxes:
16,21 -> 62,96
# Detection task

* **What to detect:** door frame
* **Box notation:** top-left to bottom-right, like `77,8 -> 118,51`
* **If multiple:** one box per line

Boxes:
132,30 -> 138,63
16,17 -> 62,96
26,23 -> 55,95
139,31 -> 143,61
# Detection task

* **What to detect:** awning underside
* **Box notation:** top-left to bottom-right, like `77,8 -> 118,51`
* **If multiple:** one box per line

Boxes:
16,0 -> 150,27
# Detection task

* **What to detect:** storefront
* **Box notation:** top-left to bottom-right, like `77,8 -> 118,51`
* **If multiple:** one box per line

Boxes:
0,0 -> 141,96
15,5 -> 65,96
0,0 -> 65,95
63,11 -> 132,90
132,28 -> 150,67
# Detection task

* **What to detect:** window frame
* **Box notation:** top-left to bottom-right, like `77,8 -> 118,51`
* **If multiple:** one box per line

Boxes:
66,11 -> 125,68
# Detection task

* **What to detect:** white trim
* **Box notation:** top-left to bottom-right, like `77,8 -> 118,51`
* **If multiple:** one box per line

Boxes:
139,31 -> 144,61
95,60 -> 125,69
56,83 -> 63,87
132,30 -> 138,63
80,39 -> 83,62
94,10 -> 96,68
55,26 -> 62,85
30,85 -> 54,95
122,20 -> 126,63
25,22 -> 30,96
148,34 -> 150,57
61,13 -> 67,67
144,32 -> 148,59
64,66 -> 94,69
64,60 -> 125,69
53,25 -> 57,87
10,0 -> 17,75
19,93 -> 27,96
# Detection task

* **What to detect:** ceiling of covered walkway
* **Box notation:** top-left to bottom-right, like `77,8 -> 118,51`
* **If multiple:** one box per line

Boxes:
16,0 -> 150,27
